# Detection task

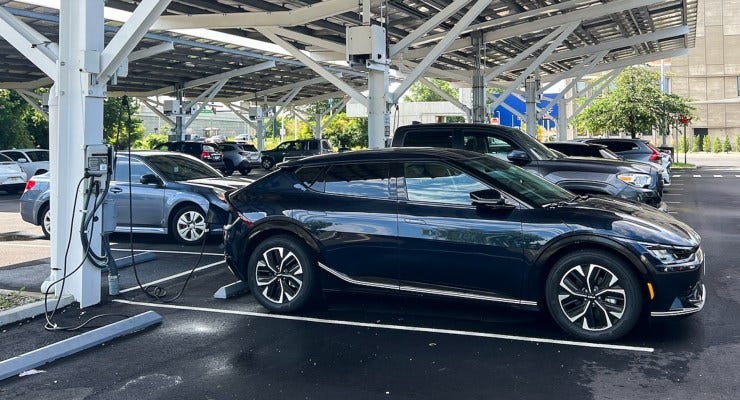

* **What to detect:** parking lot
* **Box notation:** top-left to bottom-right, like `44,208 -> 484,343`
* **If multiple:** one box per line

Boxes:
0,166 -> 738,400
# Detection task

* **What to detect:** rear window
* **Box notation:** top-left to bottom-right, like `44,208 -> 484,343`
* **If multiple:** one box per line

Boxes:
240,144 -> 258,152
592,141 -> 638,152
402,131 -> 454,148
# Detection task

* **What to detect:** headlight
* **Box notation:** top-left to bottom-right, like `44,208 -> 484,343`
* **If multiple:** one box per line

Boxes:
645,245 -> 702,271
213,188 -> 227,202
617,173 -> 652,188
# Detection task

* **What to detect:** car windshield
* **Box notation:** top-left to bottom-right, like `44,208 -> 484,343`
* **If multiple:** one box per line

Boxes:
462,156 -> 574,207
144,154 -> 222,181
515,133 -> 562,160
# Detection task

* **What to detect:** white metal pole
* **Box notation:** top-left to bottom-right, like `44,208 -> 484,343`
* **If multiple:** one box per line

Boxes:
367,68 -> 387,148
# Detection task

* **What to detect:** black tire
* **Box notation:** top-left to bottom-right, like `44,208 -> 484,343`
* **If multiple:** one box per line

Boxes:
221,160 -> 235,176
237,162 -> 251,175
261,157 -> 275,170
545,250 -> 643,342
39,204 -> 51,240
247,235 -> 317,313
170,205 -> 208,245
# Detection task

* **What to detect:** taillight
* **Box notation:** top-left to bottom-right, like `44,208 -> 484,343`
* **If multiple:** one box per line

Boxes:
24,180 -> 36,192
648,145 -> 660,162
201,151 -> 210,159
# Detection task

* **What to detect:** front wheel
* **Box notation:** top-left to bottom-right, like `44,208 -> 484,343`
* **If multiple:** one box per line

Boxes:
40,204 -> 51,239
237,162 -> 251,175
170,205 -> 207,245
545,250 -> 643,342
247,235 -> 317,313
261,157 -> 275,170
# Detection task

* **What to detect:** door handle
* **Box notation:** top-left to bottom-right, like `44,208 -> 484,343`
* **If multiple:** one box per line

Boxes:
403,218 -> 427,225
110,187 -> 123,194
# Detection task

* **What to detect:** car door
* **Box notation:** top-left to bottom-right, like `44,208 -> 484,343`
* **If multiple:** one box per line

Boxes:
461,130 -> 543,176
396,161 -> 526,300
110,157 -> 166,231
294,162 -> 399,284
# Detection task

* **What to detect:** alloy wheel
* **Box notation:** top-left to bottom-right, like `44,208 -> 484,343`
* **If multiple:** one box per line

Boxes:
43,209 -> 51,235
255,246 -> 304,304
557,264 -> 627,331
176,210 -> 206,242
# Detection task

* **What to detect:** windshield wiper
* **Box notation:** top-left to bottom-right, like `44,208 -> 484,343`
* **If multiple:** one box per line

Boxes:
542,200 -> 570,209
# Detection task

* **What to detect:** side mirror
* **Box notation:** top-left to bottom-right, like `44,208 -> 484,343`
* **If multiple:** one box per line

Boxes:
507,150 -> 530,165
470,189 -> 516,211
17,158 -> 28,163
140,174 -> 162,186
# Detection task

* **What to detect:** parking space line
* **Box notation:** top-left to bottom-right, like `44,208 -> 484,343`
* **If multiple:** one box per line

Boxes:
110,248 -> 223,257
665,201 -> 681,204
111,299 -> 655,353
672,175 -> 681,178
693,175 -> 701,178
669,183 -> 684,186
119,260 -> 225,294
713,175 -> 723,178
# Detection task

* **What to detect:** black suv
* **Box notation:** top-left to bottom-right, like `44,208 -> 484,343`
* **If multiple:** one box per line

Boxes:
391,123 -> 664,208
260,139 -> 334,170
154,141 -> 225,172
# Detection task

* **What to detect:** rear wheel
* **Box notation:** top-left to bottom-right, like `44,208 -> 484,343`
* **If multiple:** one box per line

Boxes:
221,160 -> 235,176
237,162 -> 251,175
545,250 -> 643,342
170,205 -> 207,245
39,204 -> 51,239
247,235 -> 317,313
261,157 -> 275,170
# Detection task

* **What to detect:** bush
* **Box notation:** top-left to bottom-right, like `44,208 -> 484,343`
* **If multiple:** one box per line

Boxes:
723,135 -> 732,152
712,136 -> 723,153
677,135 -> 690,153
702,135 -> 711,152
691,137 -> 701,152
133,133 -> 168,150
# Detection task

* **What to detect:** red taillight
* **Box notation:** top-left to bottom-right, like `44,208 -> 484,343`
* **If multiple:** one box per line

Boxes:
648,145 -> 660,161
24,180 -> 36,192
201,151 -> 210,159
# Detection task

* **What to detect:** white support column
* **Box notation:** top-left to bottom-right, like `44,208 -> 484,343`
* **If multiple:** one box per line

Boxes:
557,97 -> 568,140
525,76 -> 540,138
0,6 -> 58,80
367,68 -> 388,149
46,0 -> 107,307
314,112 -> 322,140
391,0 -> 493,103
258,27 -> 369,107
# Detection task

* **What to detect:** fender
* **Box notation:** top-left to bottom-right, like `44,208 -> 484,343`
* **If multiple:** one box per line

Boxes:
246,216 -> 322,255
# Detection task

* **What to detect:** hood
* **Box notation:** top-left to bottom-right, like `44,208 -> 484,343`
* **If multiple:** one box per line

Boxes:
561,196 -> 700,247
560,156 -> 652,173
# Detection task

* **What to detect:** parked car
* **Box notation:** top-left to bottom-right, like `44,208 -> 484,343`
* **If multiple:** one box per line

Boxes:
205,135 -> 227,144
545,141 -> 670,185
153,141 -> 226,173
578,138 -> 662,164
0,153 -> 27,194
0,148 -> 49,179
391,123 -> 664,208
223,148 -> 705,341
260,138 -> 334,170
20,152 -> 249,243
218,142 -> 260,175
233,134 -> 251,143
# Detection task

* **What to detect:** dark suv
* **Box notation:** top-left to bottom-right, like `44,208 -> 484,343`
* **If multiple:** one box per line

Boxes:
579,138 -> 662,163
260,139 -> 334,170
154,141 -> 225,172
391,123 -> 664,208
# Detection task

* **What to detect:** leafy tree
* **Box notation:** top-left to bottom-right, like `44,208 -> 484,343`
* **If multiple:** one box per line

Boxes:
712,136 -> 722,153
736,136 -> 740,152
722,135 -> 732,152
571,67 -> 694,138
702,135 -> 711,152
691,137 -> 701,152
321,112 -> 368,148
404,79 -> 459,102
0,90 -> 35,149
104,97 -> 145,149
134,133 -> 168,150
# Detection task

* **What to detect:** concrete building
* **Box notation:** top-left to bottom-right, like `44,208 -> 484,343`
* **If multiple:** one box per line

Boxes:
665,0 -> 740,142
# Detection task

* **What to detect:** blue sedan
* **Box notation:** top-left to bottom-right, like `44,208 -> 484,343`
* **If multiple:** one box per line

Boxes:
20,151 -> 251,244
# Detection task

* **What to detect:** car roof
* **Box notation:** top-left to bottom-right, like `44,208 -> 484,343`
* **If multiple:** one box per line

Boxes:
549,141 -> 607,149
583,138 -> 649,143
281,147 -> 493,167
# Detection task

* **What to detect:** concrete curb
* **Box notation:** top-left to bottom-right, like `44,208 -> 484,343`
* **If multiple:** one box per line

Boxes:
0,295 -> 75,328
213,281 -> 250,299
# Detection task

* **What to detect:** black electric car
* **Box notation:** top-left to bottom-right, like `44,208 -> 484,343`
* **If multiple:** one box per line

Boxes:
223,148 -> 705,342
391,123 -> 664,208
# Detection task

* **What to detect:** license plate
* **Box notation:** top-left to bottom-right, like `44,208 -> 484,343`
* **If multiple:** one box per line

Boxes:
212,155 -> 221,160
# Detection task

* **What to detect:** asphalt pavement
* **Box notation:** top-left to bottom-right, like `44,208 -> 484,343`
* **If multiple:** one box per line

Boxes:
0,170 -> 738,399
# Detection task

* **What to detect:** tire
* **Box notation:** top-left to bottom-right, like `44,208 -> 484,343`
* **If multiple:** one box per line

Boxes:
221,160 -> 235,176
39,204 -> 51,240
261,157 -> 275,170
545,250 -> 643,342
247,235 -> 317,313
237,162 -> 251,175
170,205 -> 208,245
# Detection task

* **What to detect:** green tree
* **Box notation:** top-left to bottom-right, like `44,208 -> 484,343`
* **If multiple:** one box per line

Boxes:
702,135 -> 711,152
321,112 -> 368,148
572,67 -> 694,138
691,137 -> 701,152
134,133 -> 168,150
677,135 -> 690,153
0,90 -> 35,149
104,97 -> 145,149
404,79 -> 458,102
736,136 -> 740,152
722,135 -> 732,152
712,136 -> 722,153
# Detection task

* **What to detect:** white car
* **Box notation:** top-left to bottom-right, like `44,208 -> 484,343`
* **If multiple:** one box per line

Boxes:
0,148 -> 49,179
0,153 -> 27,194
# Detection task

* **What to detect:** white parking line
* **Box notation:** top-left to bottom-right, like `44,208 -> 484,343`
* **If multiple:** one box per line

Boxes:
673,175 -> 681,178
669,183 -> 684,186
119,260 -> 225,293
668,211 -> 679,214
112,299 -> 655,353
736,175 -> 740,178
713,175 -> 723,178
665,201 -> 681,204
693,175 -> 701,178
663,193 -> 682,196
110,248 -> 223,257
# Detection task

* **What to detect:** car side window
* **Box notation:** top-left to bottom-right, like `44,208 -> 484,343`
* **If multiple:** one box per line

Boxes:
485,135 -> 517,160
462,135 -> 486,153
321,140 -> 333,151
26,150 -> 49,162
402,130 -> 454,148
404,162 -> 487,205
294,166 -> 325,191
114,158 -> 155,183
323,163 -> 390,199
307,141 -> 319,151
3,151 -> 25,162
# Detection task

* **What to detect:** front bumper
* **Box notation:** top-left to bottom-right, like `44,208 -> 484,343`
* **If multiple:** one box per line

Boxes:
651,282 -> 706,317
617,185 -> 663,208
642,246 -> 706,317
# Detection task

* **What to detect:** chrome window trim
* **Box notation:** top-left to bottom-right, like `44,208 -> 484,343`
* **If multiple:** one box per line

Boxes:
318,262 -> 537,307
